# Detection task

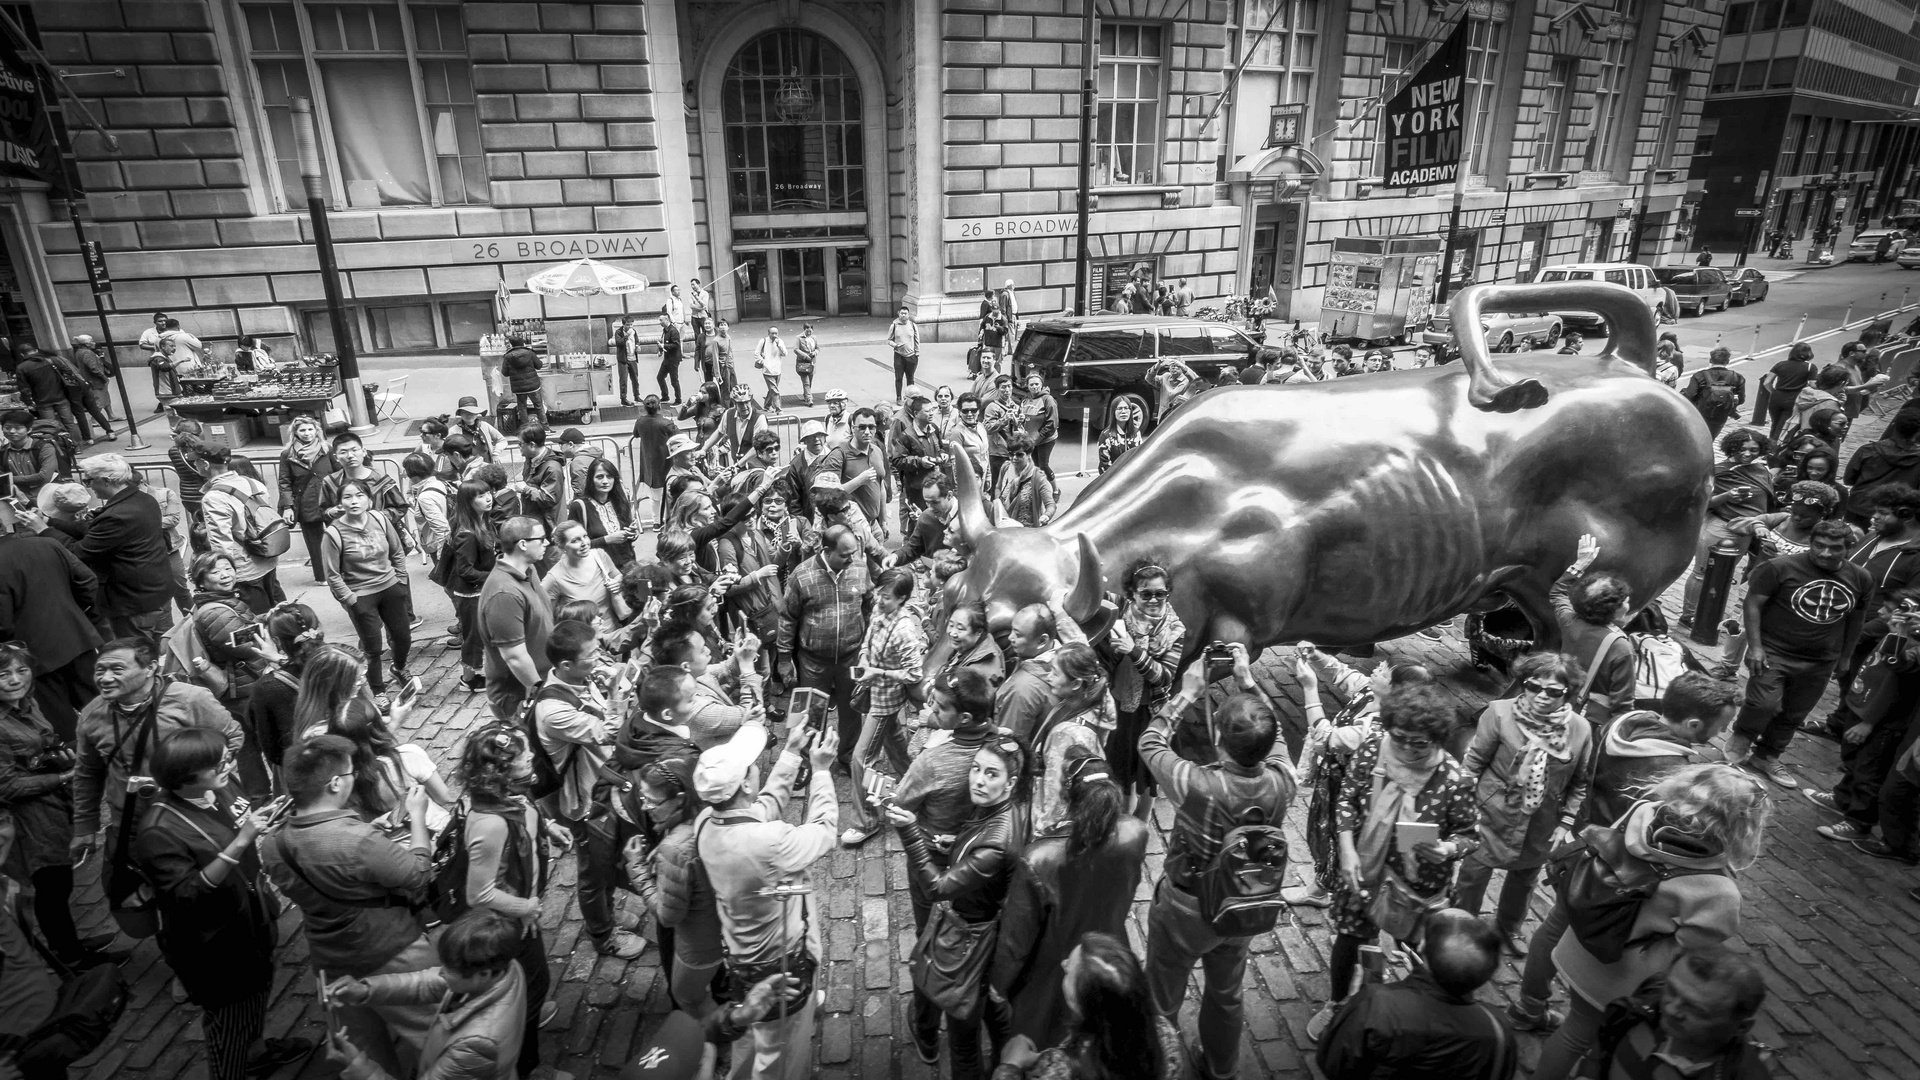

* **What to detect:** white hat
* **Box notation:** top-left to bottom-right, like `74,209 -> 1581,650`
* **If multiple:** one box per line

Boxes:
665,433 -> 699,458
800,419 -> 828,440
1004,279 -> 1015,288
693,722 -> 769,802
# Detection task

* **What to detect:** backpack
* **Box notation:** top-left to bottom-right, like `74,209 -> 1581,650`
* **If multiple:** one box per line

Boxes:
1193,805 -> 1291,937
47,353 -> 88,389
1630,632 -> 1705,709
424,800 -> 471,925
1551,813 -> 1727,964
225,482 -> 292,557
521,690 -> 567,800
29,425 -> 77,480
1695,369 -> 1739,418
0,899 -> 130,1074
160,614 -> 229,697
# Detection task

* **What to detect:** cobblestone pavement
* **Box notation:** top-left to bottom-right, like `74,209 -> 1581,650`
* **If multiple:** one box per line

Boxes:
65,417 -> 1920,1080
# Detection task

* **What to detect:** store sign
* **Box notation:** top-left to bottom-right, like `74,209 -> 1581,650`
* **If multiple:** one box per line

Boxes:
1265,103 -> 1305,148
464,233 -> 653,262
0,36 -> 62,189
1381,17 -> 1469,188
944,214 -> 1079,242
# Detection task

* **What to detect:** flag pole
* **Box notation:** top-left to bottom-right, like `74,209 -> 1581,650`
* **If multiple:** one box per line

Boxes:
1435,12 -> 1482,308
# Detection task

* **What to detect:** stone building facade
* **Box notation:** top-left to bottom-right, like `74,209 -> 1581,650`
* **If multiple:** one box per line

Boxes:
0,0 -> 1722,362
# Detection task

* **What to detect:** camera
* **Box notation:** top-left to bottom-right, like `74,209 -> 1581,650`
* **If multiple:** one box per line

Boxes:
28,741 -> 75,774
126,775 -> 160,799
1203,641 -> 1236,668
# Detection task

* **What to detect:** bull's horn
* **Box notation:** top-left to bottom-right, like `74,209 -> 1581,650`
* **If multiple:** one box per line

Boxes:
1066,533 -> 1105,624
949,439 -> 993,545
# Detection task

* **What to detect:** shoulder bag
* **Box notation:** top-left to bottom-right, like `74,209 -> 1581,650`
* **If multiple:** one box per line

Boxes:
910,899 -> 999,1023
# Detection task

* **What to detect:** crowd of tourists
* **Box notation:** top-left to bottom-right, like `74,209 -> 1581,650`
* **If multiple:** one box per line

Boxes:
10,319 -> 1905,1080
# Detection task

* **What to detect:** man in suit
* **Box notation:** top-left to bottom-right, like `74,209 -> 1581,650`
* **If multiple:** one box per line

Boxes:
65,453 -> 174,639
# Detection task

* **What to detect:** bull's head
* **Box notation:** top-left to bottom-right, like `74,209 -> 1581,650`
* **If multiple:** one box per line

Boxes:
925,443 -> 1105,675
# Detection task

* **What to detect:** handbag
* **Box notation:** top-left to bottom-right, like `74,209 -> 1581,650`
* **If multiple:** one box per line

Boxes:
910,901 -> 999,1022
1844,634 -> 1910,727
1365,869 -> 1447,944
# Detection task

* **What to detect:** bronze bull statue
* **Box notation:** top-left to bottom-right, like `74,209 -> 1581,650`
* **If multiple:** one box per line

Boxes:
931,281 -> 1712,670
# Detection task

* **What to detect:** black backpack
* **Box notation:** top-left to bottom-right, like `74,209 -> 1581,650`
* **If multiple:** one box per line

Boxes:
30,425 -> 78,480
1695,368 -> 1739,419
521,689 -> 568,800
424,801 -> 470,925
0,894 -> 130,1073
1194,805 -> 1291,937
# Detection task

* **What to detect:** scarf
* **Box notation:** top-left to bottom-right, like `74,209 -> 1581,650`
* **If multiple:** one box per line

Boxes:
1112,608 -> 1184,711
1512,696 -> 1574,814
1354,735 -> 1444,886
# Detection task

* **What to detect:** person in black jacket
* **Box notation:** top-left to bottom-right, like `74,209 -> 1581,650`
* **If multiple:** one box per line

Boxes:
0,513 -> 106,740
500,334 -> 545,429
72,453 -> 175,638
12,348 -> 83,446
277,415 -> 336,584
133,727 -> 313,1080
1316,909 -> 1517,1080
447,481 -> 500,692
248,604 -> 327,791
885,733 -> 1029,1080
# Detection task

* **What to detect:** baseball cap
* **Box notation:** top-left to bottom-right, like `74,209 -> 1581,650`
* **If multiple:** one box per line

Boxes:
456,396 -> 484,415
800,419 -> 828,440
665,434 -> 699,458
559,428 -> 585,445
823,389 -> 847,402
620,1012 -> 706,1080
693,722 -> 769,802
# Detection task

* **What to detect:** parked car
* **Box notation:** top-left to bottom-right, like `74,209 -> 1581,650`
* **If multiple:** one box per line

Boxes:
1896,246 -> 1920,270
1531,262 -> 1677,330
1848,231 -> 1909,262
1011,316 -> 1260,432
1728,267 -> 1771,304
1419,310 -> 1562,351
1652,266 -> 1732,316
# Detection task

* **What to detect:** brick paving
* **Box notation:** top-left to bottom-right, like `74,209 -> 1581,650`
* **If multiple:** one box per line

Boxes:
62,413 -> 1920,1080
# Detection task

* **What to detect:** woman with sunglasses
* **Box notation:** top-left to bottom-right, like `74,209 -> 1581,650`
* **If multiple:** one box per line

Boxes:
635,755 -> 723,1019
1682,428 -> 1776,625
1452,652 -> 1594,955
989,746 -> 1147,1049
1307,683 -> 1479,1043
1099,564 -> 1185,815
885,733 -> 1031,1079
132,728 -> 313,1080
1285,646 -> 1433,909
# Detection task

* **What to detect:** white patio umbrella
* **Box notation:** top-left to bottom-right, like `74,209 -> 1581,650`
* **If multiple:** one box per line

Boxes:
525,257 -> 651,356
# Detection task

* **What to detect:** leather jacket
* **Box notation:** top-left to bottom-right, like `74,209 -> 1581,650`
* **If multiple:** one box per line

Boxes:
900,796 -> 1022,924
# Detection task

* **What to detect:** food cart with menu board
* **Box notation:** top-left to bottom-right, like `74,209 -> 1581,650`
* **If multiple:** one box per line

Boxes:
1321,236 -> 1444,344
482,288 -> 616,425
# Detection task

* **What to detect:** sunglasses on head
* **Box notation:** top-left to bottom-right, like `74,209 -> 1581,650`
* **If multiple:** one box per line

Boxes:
1523,679 -> 1569,699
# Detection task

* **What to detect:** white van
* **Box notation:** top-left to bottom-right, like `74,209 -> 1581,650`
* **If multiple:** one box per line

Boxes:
1531,262 -> 1678,332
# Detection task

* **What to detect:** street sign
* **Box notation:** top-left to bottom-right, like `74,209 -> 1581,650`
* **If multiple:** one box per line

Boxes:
80,240 -> 111,295
1734,208 -> 1762,218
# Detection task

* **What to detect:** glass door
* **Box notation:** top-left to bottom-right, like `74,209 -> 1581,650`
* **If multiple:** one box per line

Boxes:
779,248 -> 828,318
738,252 -> 773,320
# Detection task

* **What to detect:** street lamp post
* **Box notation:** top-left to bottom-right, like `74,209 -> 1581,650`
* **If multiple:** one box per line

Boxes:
1072,2 -> 1096,317
291,96 -> 374,434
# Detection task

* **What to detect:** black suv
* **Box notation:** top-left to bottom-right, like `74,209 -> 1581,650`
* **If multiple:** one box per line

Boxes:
1011,316 -> 1260,431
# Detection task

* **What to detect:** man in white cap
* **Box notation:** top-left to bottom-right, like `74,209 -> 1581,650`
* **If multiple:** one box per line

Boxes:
821,389 -> 851,448
775,420 -> 833,518
694,720 -> 840,1080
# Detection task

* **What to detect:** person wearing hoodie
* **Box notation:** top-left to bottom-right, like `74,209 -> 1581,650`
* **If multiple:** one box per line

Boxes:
1529,763 -> 1771,1080
1508,672 -> 1739,1035
199,445 -> 286,615
1843,409 -> 1920,528
1781,364 -> 1850,446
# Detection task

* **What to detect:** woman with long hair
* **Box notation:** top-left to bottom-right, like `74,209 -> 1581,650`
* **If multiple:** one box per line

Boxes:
320,477 -> 413,710
185,552 -> 275,795
1772,445 -> 1847,511
544,520 -> 628,635
1453,652 -> 1594,954
277,414 -> 335,583
637,755 -> 723,1019
841,568 -> 927,846
1095,563 -> 1183,813
247,603 -> 325,778
885,734 -> 1030,1080
1031,643 -> 1113,829
1308,684 -> 1479,1042
454,722 -> 565,1076
992,931 -> 1180,1080
1286,647 -> 1434,908
132,728 -> 312,1080
568,455 -> 639,568
294,645 -> 451,832
1530,763 -> 1771,1079
991,749 -> 1148,1049
1096,398 -> 1145,474
447,480 -> 499,691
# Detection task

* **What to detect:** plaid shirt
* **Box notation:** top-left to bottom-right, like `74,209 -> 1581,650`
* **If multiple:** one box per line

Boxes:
778,553 -> 870,662
859,604 -> 927,714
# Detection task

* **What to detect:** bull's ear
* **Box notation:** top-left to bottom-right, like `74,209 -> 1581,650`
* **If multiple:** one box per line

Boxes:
1065,533 -> 1105,624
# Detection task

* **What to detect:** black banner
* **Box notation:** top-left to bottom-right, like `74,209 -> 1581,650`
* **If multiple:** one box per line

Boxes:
0,34 -> 61,188
1382,18 -> 1470,189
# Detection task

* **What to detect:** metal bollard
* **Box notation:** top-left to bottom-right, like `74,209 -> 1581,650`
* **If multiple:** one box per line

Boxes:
1689,545 -> 1744,647
1078,407 -> 1091,476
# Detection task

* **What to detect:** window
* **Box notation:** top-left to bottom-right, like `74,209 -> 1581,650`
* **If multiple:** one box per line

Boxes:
1464,16 -> 1507,176
723,30 -> 866,214
1778,114 -> 1807,175
1097,23 -> 1165,186
1754,0 -> 1782,31
1534,57 -> 1575,171
240,1 -> 485,210
1710,62 -> 1738,92
1158,326 -> 1212,356
368,304 -> 435,351
1585,25 -> 1633,173
443,301 -> 492,346
1767,56 -> 1797,89
1694,117 -> 1719,158
1373,37 -> 1422,176
1725,2 -> 1751,34
1655,70 -> 1689,169
1738,61 -> 1766,91
1781,0 -> 1812,26
1228,1 -> 1319,163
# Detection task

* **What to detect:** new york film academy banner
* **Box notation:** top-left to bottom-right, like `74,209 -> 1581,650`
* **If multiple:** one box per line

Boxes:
1382,17 -> 1470,189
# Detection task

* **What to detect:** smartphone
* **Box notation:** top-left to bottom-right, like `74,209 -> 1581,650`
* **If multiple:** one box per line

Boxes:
0,473 -> 12,501
863,771 -> 897,804
786,687 -> 831,733
1395,820 -> 1441,859
397,676 -> 423,706
229,623 -> 267,651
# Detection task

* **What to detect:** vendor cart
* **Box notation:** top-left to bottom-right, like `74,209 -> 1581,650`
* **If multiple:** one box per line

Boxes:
1321,236 -> 1443,344
165,362 -> 348,445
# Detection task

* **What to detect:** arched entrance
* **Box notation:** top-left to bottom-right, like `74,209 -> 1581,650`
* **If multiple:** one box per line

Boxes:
699,16 -> 886,323
1228,144 -> 1324,322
